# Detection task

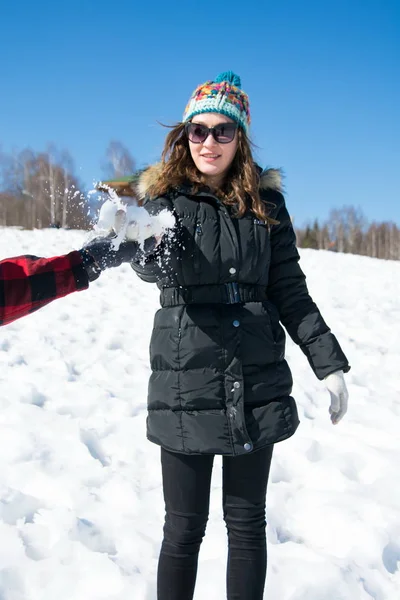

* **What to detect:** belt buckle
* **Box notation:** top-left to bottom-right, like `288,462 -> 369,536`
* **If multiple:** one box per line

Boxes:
225,282 -> 240,304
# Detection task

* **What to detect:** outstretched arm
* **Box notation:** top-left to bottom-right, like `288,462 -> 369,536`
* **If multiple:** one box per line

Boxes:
0,251 -> 89,326
0,235 -> 146,326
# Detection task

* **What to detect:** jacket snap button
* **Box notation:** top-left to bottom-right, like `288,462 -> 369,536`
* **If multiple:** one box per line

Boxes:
233,320 -> 240,327
229,267 -> 236,274
233,381 -> 240,389
244,442 -> 253,452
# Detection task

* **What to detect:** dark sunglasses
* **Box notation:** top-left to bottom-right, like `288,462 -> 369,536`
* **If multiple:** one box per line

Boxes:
185,121 -> 237,144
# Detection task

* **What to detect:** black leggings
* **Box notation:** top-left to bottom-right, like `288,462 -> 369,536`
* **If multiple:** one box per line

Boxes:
157,445 -> 274,600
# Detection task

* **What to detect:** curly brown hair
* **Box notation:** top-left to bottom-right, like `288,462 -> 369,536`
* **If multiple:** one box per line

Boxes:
145,123 -> 278,223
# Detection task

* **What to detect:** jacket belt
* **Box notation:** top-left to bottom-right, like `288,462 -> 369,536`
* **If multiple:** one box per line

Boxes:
160,283 -> 268,307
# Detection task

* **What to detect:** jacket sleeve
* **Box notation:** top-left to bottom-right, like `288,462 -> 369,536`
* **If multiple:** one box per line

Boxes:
0,251 -> 89,326
130,196 -> 176,284
266,193 -> 350,380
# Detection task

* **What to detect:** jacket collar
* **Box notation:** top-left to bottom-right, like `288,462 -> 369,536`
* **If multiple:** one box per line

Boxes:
137,162 -> 282,200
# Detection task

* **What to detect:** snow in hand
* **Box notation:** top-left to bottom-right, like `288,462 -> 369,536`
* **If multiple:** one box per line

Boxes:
95,196 -> 175,248
0,227 -> 399,600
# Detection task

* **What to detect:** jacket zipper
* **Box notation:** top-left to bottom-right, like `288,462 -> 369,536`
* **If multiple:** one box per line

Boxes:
194,222 -> 203,273
194,203 -> 202,273
190,194 -> 252,451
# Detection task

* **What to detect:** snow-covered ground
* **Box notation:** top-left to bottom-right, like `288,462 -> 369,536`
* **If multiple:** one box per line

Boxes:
0,227 -> 399,600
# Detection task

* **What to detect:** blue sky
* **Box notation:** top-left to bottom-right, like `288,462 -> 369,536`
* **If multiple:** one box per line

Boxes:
1,0 -> 398,226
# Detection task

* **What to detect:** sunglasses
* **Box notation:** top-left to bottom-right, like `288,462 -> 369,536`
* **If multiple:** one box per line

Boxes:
185,121 -> 237,144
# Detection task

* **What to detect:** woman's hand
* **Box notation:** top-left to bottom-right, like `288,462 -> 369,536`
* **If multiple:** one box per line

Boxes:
325,370 -> 349,425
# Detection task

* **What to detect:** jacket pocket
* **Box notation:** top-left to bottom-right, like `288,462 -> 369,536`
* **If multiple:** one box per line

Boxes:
253,219 -> 271,265
262,301 -> 286,362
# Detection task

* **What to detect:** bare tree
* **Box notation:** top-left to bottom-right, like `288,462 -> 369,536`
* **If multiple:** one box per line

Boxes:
102,141 -> 136,179
0,145 -> 90,229
296,206 -> 399,261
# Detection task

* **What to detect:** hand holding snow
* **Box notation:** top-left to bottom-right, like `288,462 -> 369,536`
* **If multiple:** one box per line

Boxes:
95,199 -> 175,246
325,370 -> 348,424
121,205 -> 175,243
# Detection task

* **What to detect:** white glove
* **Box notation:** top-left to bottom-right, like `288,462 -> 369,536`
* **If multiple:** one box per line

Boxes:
325,370 -> 348,425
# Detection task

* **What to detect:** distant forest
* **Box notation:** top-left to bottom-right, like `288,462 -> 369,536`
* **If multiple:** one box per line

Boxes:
0,141 -> 135,230
295,207 -> 400,261
0,143 -> 398,261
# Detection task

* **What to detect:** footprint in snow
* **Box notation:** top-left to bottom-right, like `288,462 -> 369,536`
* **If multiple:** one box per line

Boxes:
80,429 -> 111,467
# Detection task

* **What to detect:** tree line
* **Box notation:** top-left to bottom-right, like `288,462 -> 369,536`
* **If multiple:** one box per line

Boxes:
1,143 -> 398,261
0,141 -> 135,230
295,206 -> 400,261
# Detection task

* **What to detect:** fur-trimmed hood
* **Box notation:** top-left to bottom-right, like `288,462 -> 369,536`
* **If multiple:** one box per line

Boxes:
137,162 -> 282,200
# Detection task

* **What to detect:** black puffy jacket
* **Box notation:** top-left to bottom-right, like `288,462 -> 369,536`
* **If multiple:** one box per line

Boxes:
131,164 -> 350,456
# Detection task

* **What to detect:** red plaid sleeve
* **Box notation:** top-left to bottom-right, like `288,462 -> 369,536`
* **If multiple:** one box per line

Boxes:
0,251 -> 89,326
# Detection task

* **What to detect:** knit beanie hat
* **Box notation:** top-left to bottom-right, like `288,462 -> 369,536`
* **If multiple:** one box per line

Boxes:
182,71 -> 251,134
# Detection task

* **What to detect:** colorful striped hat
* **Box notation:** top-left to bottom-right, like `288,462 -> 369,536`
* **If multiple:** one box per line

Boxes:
183,71 -> 251,134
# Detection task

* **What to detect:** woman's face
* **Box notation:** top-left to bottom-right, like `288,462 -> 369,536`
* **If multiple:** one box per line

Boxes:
187,113 -> 239,188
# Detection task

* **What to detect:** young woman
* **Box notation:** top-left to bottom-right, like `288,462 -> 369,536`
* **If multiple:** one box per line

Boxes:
129,71 -> 350,600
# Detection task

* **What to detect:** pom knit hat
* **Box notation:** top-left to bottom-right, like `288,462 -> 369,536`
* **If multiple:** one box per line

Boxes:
183,71 -> 251,134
